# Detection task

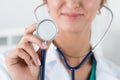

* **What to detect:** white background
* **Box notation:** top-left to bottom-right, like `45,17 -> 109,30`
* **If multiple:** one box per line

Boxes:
0,0 -> 120,66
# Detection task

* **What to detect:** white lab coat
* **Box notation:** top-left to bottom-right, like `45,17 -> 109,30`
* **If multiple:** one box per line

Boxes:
0,43 -> 120,80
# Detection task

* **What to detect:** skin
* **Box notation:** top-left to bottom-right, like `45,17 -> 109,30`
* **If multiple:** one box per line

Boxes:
5,0 -> 105,80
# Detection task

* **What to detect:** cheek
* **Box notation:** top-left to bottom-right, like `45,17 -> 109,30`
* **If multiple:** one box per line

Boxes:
86,1 -> 100,13
47,0 -> 63,27
84,1 -> 100,23
47,0 -> 62,15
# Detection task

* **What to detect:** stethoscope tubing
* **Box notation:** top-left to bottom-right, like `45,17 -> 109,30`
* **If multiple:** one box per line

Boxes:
57,48 -> 93,70
57,48 -> 93,80
40,49 -> 46,80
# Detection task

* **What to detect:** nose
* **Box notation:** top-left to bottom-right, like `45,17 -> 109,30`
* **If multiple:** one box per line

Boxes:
66,0 -> 81,9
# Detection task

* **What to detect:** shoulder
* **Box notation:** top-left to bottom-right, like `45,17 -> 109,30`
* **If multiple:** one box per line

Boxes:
102,58 -> 120,74
93,49 -> 120,80
95,55 -> 120,80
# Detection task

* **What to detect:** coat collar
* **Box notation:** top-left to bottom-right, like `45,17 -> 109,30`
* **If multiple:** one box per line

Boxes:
45,43 -> 71,80
46,43 -> 58,63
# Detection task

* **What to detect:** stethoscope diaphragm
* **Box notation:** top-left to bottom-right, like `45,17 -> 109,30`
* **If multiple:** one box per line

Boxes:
37,19 -> 58,42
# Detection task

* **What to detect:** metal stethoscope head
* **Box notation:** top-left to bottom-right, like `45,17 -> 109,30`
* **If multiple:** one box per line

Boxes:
34,3 -> 113,80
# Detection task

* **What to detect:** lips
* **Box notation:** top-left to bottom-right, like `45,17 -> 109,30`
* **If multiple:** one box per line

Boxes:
61,12 -> 84,19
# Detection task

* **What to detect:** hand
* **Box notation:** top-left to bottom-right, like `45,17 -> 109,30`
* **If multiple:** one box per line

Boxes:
5,23 -> 48,80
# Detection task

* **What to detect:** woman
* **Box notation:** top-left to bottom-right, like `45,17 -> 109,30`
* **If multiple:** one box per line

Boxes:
5,0 -> 120,80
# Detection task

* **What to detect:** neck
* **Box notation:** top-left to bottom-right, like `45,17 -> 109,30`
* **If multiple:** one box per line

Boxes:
54,27 -> 91,66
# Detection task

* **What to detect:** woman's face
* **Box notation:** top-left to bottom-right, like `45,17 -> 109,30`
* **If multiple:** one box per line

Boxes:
46,0 -> 103,33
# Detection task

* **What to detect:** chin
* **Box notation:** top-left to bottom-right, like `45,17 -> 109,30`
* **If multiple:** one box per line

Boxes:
56,20 -> 87,33
62,25 -> 84,33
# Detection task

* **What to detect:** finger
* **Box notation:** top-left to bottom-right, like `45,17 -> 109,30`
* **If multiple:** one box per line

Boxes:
24,23 -> 38,35
36,48 -> 42,60
16,48 -> 32,66
18,42 -> 41,66
20,34 -> 48,49
6,48 -> 31,66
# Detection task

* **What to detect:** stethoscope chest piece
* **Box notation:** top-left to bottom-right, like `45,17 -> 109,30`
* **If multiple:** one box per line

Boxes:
37,19 -> 58,42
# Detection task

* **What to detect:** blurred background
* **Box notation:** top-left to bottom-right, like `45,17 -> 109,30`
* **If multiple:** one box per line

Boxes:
0,0 -> 120,66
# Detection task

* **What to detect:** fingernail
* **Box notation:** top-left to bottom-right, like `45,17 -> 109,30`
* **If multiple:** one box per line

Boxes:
37,59 -> 41,66
42,42 -> 48,49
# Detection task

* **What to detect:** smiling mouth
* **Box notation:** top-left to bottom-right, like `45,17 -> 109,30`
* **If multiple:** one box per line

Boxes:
61,13 -> 84,20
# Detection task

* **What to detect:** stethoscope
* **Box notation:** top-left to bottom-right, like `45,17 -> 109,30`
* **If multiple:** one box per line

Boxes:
34,3 -> 113,80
